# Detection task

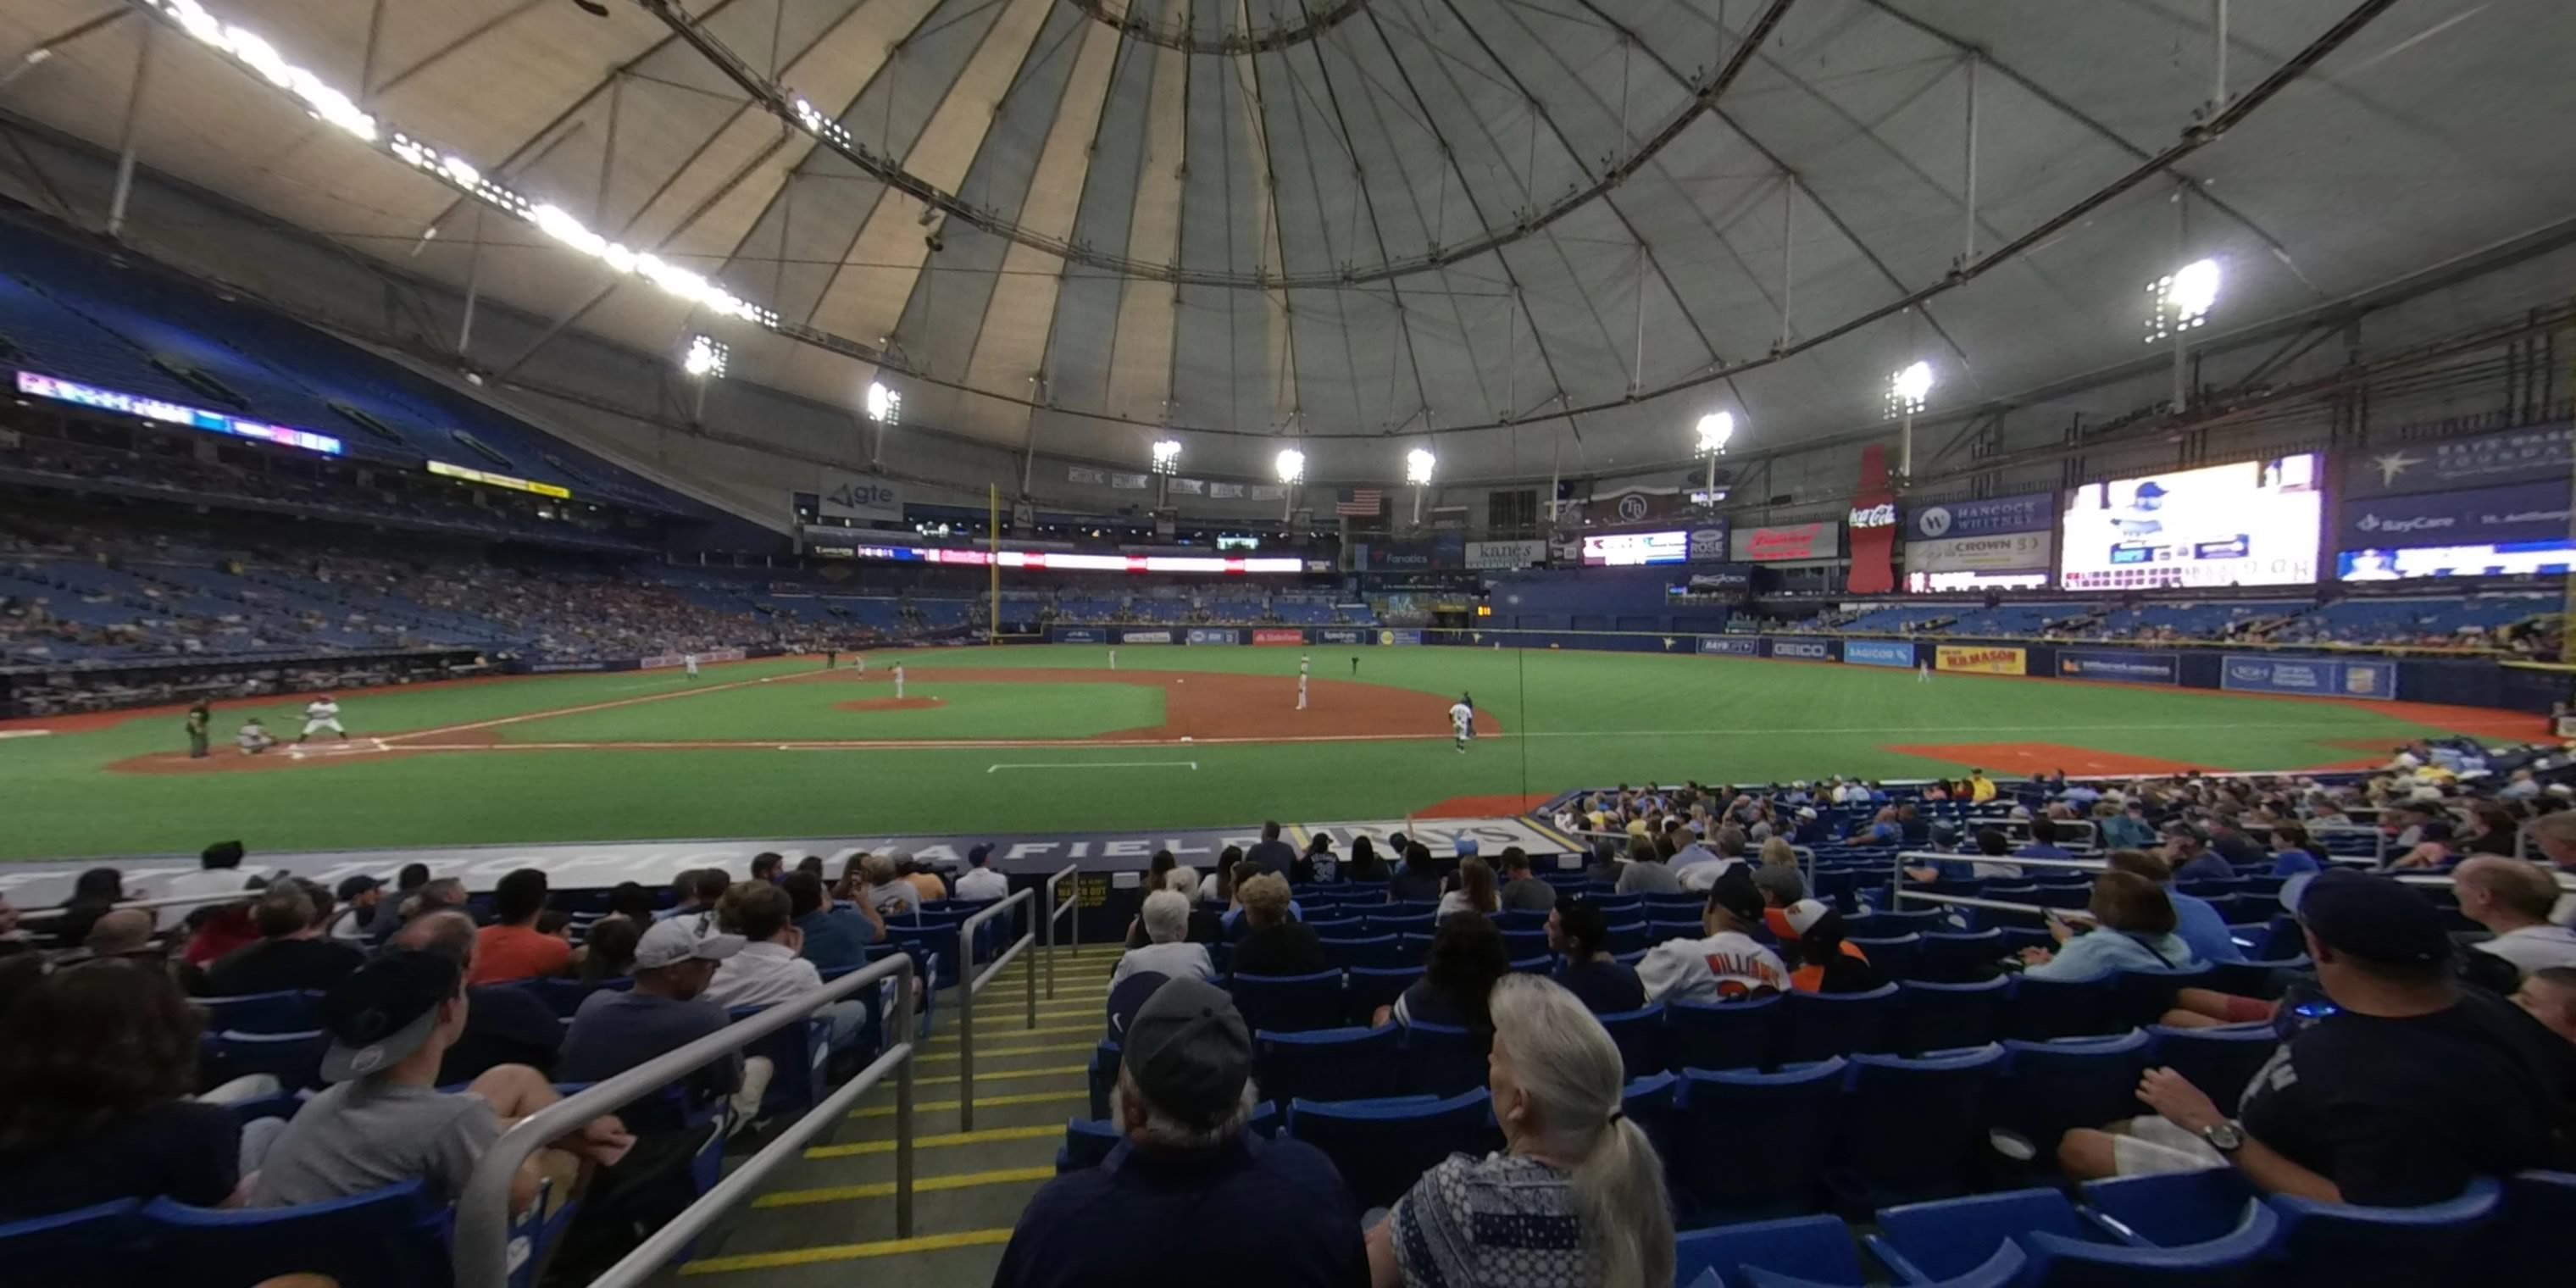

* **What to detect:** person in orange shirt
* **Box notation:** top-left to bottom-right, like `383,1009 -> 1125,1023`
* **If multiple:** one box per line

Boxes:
470,868 -> 574,985
1768,899 -> 1883,994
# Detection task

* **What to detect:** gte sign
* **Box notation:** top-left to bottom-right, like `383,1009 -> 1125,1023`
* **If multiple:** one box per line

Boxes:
817,475 -> 904,520
1848,502 -> 1896,529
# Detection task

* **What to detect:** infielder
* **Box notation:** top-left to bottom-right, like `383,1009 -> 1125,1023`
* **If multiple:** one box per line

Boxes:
684,652 -> 700,680
298,695 -> 347,743
1296,653 -> 1310,711
1108,647 -> 1118,671
893,663 -> 906,699
1449,695 -> 1474,752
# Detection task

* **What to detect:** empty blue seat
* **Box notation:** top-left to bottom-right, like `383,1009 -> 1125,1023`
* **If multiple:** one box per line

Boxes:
2019,1198 -> 2279,1286
525,976 -> 630,1019
1869,908 -> 1957,935
1502,928 -> 1552,958
1915,930 -> 2005,983
1674,1213 -> 1858,1286
1670,995 -> 1781,1072
1318,934 -> 1406,969
1086,1039 -> 1119,1119
1361,910 -> 1432,937
1399,1021 -> 1491,1096
2501,1170 -> 2576,1281
1620,1070 -> 1681,1158
1845,935 -> 1920,982
2203,956 -> 2306,1000
1779,984 -> 1899,1063
2109,968 -> 2219,1030
1256,1025 -> 1400,1105
1829,1044 -> 2006,1209
1649,917 -> 1706,943
1738,1246 -> 2025,1288
2077,1167 -> 2259,1247
2143,1025 -> 2277,1108
1868,1187 -> 2108,1283
1605,921 -> 1652,956
139,1180 -> 449,1288
1995,1030 -> 2151,1159
201,1030 -> 329,1091
1672,1059 -> 1847,1221
1597,1005 -> 1668,1078
0,1199 -> 142,1288
1346,967 -> 1420,1024
1058,1117 -> 1124,1171
1896,977 -> 2012,1054
192,990 -> 321,1035
2269,1174 -> 2503,1288
1285,1089 -> 1493,1210
2007,974 -> 2112,1041
1228,970 -> 1346,1033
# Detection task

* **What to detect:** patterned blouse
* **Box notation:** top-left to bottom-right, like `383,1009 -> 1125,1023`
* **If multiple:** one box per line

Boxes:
1391,1152 -> 1592,1288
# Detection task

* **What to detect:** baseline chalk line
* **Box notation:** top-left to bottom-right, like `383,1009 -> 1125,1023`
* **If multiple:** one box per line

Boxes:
985,760 -> 1198,774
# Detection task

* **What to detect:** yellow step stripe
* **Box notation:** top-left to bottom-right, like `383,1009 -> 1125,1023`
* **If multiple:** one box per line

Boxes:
923,1023 -> 1102,1043
805,1123 -> 1061,1158
914,1041 -> 1097,1063
912,1064 -> 1088,1088
680,1228 -> 1016,1274
849,1089 -> 1086,1119
751,1164 -> 1057,1208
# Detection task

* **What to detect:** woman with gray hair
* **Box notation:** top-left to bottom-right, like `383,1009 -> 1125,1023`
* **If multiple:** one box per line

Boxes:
1368,974 -> 1674,1288
1110,889 -> 1214,988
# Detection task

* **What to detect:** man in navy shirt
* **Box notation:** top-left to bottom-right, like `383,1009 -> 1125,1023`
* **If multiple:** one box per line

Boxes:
1246,820 -> 1300,879
993,977 -> 1365,1288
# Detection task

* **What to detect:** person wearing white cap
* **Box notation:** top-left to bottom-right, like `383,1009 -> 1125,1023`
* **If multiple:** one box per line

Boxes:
558,917 -> 747,1096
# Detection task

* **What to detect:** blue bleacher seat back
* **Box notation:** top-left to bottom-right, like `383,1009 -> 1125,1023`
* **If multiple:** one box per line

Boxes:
2007,974 -> 2112,1041
2018,1199 -> 2280,1287
1255,1025 -> 1400,1105
0,1199 -> 143,1288
1227,970 -> 1346,1033
1673,1059 -> 1847,1221
1994,1030 -> 2151,1159
2143,1025 -> 2278,1111
1896,977 -> 2011,1054
2076,1169 -> 2260,1247
1779,984 -> 1899,1064
139,1180 -> 449,1288
2268,1175 -> 2504,1288
1670,995 -> 1781,1072
1285,1089 -> 1494,1211
1596,1005 -> 1668,1079
1672,1214 -> 1860,1287
1400,1021 -> 1492,1096
1867,1187 -> 2107,1283
1828,1045 -> 2005,1209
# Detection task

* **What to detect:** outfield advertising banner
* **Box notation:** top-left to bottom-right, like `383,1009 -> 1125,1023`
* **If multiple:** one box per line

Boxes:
2335,480 -> 2573,551
1844,640 -> 1916,668
2057,650 -> 2179,685
1464,539 -> 1547,569
1185,628 -> 1241,646
1117,629 -> 1174,645
518,660 -> 630,674
1734,523 -> 1840,562
1907,491 -> 2057,541
1315,628 -> 1367,645
1768,637 -> 1835,660
2222,655 -> 2397,701
1051,627 -> 1108,644
2344,424 -> 2575,500
1250,629 -> 1306,646
1380,629 -> 1425,647
1908,530 -> 2055,575
1935,645 -> 2028,675
1696,636 -> 1763,657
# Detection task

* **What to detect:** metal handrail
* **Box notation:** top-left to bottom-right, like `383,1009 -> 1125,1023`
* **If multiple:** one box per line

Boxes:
1892,850 -> 2108,874
2308,822 -> 2389,865
452,953 -> 921,1288
957,887 -> 1037,1130
1042,863 -> 1080,999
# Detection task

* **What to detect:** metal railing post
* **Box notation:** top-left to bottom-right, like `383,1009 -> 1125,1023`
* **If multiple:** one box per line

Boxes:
453,952 -> 919,1288
956,888 -> 1036,1131
1042,863 -> 1079,999
894,965 -> 915,1240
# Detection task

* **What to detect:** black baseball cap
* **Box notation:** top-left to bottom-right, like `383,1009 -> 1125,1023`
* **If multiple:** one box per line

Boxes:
1105,970 -> 1170,1044
319,950 -> 463,1081
336,874 -> 385,902
1120,976 -> 1252,1128
2279,869 -> 2451,968
1706,866 -> 1766,925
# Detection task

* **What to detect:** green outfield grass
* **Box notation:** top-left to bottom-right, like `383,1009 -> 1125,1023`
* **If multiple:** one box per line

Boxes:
0,645 -> 2518,860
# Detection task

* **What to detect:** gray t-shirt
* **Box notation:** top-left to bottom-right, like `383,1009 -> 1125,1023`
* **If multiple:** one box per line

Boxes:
251,1080 -> 499,1208
1752,863 -> 1806,906
1500,878 -> 1558,912
1615,860 -> 1682,895
869,880 -> 923,919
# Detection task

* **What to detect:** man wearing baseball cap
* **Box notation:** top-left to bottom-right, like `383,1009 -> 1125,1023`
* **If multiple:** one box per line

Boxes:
559,918 -> 746,1098
2058,869 -> 2576,1205
993,977 -> 1363,1288
1637,867 -> 1787,1005
253,950 -> 632,1213
329,874 -> 386,944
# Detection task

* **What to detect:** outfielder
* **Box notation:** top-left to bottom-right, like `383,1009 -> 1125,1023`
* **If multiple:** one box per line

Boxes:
1108,647 -> 1118,671
1918,658 -> 1932,683
684,652 -> 700,680
893,663 -> 906,699
1449,696 -> 1474,752
298,696 -> 347,743
1297,653 -> 1310,711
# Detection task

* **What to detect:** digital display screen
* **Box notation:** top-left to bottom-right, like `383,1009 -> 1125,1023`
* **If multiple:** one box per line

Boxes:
427,460 -> 570,499
2059,455 -> 2320,590
16,369 -> 343,456
1581,530 -> 1688,566
830,546 -> 1304,574
1907,570 -> 2052,593
2339,541 -> 2576,580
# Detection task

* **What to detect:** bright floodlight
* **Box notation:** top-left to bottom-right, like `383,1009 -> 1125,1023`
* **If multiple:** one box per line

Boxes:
2147,258 -> 2223,341
1887,361 -> 1933,416
1274,447 -> 1306,483
1695,411 -> 1735,455
1405,448 -> 1435,485
1151,438 -> 1182,475
864,380 -> 900,424
681,335 -> 727,380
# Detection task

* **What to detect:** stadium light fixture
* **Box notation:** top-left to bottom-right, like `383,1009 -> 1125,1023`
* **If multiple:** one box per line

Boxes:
1150,438 -> 1183,475
1695,412 -> 1735,510
1886,362 -> 1933,484
864,380 -> 900,425
1405,448 -> 1435,486
1274,447 -> 1305,483
2147,258 -> 2221,412
682,335 -> 727,380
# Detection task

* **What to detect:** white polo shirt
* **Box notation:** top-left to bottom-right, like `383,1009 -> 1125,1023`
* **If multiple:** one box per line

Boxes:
703,941 -> 824,1008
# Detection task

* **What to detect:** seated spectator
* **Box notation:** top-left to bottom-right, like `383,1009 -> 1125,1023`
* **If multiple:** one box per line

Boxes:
860,852 -> 922,919
164,838 -> 261,932
1344,836 -> 1389,884
1548,897 -> 1644,1015
0,959 -> 242,1219
1389,843 -> 1446,902
2267,820 -> 2323,877
1368,975 -> 1673,1288
786,870 -> 880,971
1436,857 -> 1501,921
203,883 -> 365,997
2206,813 -> 2268,868
1613,841 -> 1683,896
1292,834 -> 1339,885
1498,847 -> 1557,911
252,951 -> 633,1211
2518,966 -> 2576,1045
1779,900 -> 1880,994
2017,816 -> 2074,862
2058,869 -> 2576,1205
993,977 -> 1363,1288
330,874 -> 386,944
2389,820 -> 2463,870
471,869 -> 575,985
559,919 -> 743,1097
2454,857 -> 2576,980
703,881 -> 869,1052
580,917 -> 641,984
1222,860 -> 1303,936
749,852 -> 786,885
1907,828 -> 2012,884
1751,836 -> 1804,907
795,855 -> 826,885
2106,849 -> 2243,965
1112,891 -> 1215,989
655,869 -> 730,923
1246,820 -> 1298,878
1676,824 -> 1750,891
49,866 -> 125,950
892,852 -> 946,906
404,877 -> 469,927
2101,802 -> 2157,850
606,881 -> 658,924
1379,912 -> 1511,1029
1230,874 -> 1324,976
2464,807 -> 2522,857
2163,826 -> 2235,883
391,912 -> 564,1083
2018,870 -> 2201,980
954,844 -> 1010,902
1639,869 -> 1787,1004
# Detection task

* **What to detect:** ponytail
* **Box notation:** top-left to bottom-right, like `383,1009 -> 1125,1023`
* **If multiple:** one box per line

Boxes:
1572,1114 -> 1674,1288
1489,975 -> 1675,1288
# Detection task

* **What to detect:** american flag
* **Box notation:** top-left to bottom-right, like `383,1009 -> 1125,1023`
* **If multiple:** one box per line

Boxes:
1335,487 -> 1382,516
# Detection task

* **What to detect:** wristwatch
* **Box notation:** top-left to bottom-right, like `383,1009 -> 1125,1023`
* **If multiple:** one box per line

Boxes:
2200,1121 -> 2246,1153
